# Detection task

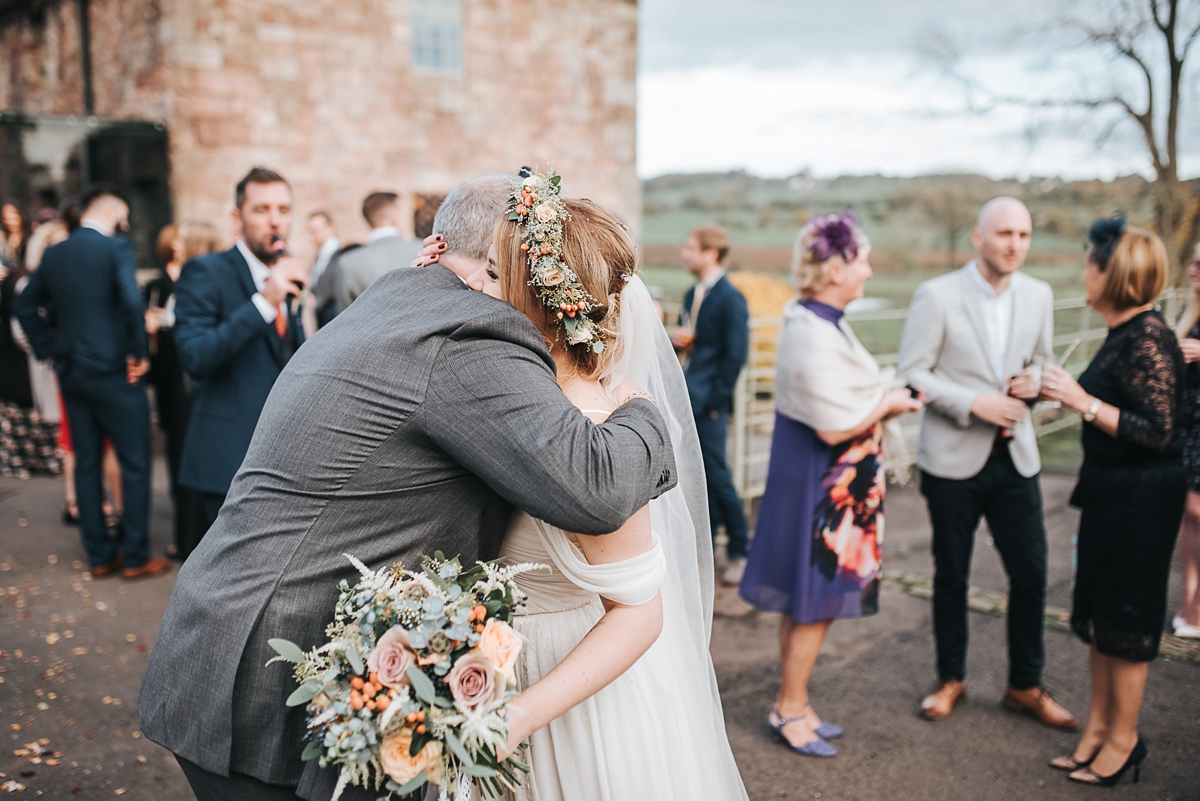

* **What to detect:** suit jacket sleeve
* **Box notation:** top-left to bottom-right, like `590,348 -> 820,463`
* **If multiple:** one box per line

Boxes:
422,330 -> 678,536
334,259 -> 356,312
12,268 -> 54,361
897,283 -> 976,429
112,239 -> 149,361
1032,284 -> 1054,366
709,290 -> 749,413
173,257 -> 274,379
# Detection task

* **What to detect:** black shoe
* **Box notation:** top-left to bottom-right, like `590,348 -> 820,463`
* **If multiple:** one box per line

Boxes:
62,502 -> 78,525
1068,739 -> 1146,787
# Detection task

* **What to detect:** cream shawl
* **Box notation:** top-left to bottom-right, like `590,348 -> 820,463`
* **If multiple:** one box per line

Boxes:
775,299 -> 910,479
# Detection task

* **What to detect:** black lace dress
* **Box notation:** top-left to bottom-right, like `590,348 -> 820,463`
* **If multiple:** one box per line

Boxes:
1069,310 -> 1186,661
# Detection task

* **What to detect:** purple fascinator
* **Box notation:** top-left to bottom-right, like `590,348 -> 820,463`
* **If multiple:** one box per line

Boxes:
808,210 -> 862,264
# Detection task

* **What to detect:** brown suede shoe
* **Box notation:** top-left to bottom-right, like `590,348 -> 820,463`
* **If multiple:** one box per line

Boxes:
919,680 -> 966,721
121,556 -> 172,580
1003,686 -> 1081,731
88,557 -> 123,578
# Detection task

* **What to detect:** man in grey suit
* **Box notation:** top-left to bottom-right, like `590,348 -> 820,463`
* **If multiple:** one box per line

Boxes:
333,191 -> 421,314
898,197 -> 1079,731
139,174 -> 677,801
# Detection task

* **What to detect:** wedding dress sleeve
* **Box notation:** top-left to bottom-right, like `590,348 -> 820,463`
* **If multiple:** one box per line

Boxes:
530,519 -> 666,606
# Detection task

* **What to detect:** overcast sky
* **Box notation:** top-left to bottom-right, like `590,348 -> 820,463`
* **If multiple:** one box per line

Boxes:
636,0 -> 1200,180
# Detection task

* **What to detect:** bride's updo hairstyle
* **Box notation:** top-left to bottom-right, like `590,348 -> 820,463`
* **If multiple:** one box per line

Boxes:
494,197 -> 636,378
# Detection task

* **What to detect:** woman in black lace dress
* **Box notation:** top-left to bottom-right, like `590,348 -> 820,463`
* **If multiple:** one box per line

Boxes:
1041,217 -> 1185,787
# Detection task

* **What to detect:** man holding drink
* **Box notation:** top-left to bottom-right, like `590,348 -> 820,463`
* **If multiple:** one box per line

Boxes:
898,197 -> 1080,731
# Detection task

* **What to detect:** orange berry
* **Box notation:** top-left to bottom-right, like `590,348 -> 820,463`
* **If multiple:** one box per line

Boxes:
349,693 -> 364,711
369,672 -> 379,684
350,676 -> 364,690
406,712 -> 418,723
365,699 -> 376,711
417,710 -> 426,721
474,605 -> 487,618
556,312 -> 563,320
520,243 -> 529,251
416,724 -> 427,735
375,695 -> 390,711
362,683 -> 376,699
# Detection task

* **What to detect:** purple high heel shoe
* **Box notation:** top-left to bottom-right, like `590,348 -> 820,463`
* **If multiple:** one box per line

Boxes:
768,705 -> 837,758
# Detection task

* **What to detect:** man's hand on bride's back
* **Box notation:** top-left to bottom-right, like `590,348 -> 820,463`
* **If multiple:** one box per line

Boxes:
410,233 -> 447,267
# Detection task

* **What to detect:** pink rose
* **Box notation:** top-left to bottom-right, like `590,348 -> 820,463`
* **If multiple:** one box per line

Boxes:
535,204 -> 556,223
367,626 -> 417,689
540,267 -> 564,286
446,650 -> 501,710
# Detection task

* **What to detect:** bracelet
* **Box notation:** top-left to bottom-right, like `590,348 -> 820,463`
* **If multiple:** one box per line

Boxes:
1082,397 -> 1102,423
621,391 -> 658,409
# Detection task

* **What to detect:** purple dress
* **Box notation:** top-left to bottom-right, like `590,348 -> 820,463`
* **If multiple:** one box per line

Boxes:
739,300 -> 884,624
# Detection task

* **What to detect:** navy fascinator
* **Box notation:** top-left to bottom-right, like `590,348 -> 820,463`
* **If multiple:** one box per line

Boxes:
1087,213 -> 1127,271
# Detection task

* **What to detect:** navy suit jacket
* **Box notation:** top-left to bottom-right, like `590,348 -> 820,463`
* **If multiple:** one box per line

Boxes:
13,227 -> 147,378
174,246 -> 304,495
681,275 -> 750,417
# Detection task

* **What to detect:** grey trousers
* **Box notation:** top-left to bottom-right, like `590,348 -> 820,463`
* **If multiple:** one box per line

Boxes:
176,756 -> 300,801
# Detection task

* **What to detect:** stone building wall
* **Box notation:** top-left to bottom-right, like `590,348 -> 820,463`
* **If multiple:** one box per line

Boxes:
2,0 -> 640,259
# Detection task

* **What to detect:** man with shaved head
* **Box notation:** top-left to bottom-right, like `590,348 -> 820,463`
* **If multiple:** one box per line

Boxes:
898,197 -> 1080,730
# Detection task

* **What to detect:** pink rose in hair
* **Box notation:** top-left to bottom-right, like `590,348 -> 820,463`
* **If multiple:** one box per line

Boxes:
367,626 -> 417,689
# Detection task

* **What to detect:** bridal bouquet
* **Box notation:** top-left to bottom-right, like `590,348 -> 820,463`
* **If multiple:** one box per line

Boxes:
267,552 -> 546,800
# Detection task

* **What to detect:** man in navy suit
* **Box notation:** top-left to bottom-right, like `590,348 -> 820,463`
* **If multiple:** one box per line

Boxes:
671,225 -> 751,585
14,184 -> 170,579
174,167 -> 309,536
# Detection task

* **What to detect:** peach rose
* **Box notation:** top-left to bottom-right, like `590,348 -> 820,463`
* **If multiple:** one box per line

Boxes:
535,204 -> 556,223
540,267 -> 564,286
477,619 -> 522,686
378,727 -> 441,786
447,650 -> 502,710
367,626 -> 417,689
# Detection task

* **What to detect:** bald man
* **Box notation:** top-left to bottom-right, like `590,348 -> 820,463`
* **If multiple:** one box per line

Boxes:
898,198 -> 1079,730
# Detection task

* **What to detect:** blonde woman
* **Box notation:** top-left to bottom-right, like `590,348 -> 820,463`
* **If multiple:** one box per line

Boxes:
1041,216 -> 1185,786
1172,241 -> 1200,638
739,211 -> 922,757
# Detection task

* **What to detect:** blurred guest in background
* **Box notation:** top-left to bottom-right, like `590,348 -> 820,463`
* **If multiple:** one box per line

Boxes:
174,167 -> 307,539
740,212 -> 921,758
1171,242 -> 1200,640
14,184 -> 168,580
6,219 -> 68,479
145,221 -> 221,559
333,191 -> 420,314
1040,217 -> 1183,787
899,198 -> 1076,730
1,201 -> 30,268
304,210 -> 338,334
669,225 -> 750,585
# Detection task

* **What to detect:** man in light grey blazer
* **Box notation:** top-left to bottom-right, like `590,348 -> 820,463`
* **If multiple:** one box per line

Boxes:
898,197 -> 1079,731
139,174 -> 677,801
333,191 -> 421,314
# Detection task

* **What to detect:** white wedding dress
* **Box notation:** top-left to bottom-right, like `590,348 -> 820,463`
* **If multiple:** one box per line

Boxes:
496,277 -> 749,801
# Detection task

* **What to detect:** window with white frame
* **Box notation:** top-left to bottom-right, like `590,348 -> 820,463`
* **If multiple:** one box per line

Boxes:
412,0 -> 462,74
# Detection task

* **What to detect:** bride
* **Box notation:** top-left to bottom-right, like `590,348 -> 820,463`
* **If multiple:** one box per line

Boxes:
464,170 -> 748,801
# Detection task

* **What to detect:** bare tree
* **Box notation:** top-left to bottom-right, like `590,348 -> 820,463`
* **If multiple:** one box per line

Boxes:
922,0 -> 1200,277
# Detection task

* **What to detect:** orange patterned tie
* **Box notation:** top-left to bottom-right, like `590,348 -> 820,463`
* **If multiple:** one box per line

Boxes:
275,304 -> 287,338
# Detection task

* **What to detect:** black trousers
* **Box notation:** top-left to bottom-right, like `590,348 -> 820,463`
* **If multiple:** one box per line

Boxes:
920,451 -> 1047,690
59,371 -> 152,569
176,756 -> 299,801
695,409 -> 749,559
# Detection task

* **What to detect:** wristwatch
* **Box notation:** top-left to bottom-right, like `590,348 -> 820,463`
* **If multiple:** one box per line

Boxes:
1083,397 -> 1102,423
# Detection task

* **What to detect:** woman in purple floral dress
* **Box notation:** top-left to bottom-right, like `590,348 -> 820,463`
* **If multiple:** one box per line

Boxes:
740,212 -> 922,758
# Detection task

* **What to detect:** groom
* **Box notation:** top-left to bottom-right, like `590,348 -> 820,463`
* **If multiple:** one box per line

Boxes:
139,173 -> 678,801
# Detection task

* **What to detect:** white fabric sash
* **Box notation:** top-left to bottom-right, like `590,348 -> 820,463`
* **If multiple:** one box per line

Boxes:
775,299 -> 910,479
531,519 -> 667,607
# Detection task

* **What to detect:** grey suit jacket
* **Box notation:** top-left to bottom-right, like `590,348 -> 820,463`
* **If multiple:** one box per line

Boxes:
138,266 -> 677,792
897,263 -> 1054,480
334,235 -> 420,312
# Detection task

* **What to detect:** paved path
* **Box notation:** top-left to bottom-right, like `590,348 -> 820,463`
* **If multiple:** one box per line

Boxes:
2,468 -> 1198,799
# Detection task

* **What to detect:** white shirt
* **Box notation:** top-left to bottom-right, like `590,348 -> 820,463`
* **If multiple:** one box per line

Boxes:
309,236 -> 340,286
367,227 -> 400,244
79,218 -> 113,237
236,239 -> 280,324
968,259 -> 1015,382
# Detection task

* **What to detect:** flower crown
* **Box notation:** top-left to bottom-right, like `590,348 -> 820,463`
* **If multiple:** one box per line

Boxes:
806,210 -> 863,264
507,167 -> 606,353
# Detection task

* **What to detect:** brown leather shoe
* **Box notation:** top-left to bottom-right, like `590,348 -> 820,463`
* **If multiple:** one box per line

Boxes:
1003,686 -> 1081,731
88,557 -> 123,578
919,680 -> 966,721
121,556 -> 172,580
